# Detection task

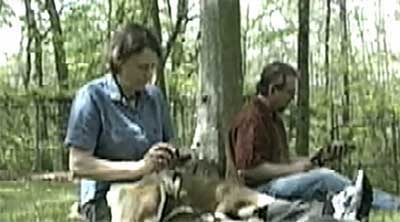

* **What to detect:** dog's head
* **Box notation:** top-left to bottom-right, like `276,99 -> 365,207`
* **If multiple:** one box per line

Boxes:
108,149 -> 275,222
162,155 -> 274,221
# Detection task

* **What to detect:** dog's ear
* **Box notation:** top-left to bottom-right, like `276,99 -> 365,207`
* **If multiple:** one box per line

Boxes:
176,149 -> 192,164
169,149 -> 192,169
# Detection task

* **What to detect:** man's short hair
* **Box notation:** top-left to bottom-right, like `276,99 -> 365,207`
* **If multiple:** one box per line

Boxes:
256,61 -> 298,96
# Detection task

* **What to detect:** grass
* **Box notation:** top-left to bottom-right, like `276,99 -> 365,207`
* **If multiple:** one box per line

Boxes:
0,180 -> 399,222
0,180 -> 77,222
370,210 -> 400,222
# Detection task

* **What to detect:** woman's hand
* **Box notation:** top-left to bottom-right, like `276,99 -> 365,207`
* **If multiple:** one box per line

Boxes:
142,142 -> 177,173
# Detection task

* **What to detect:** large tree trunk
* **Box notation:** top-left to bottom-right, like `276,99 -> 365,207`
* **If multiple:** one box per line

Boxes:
296,0 -> 310,156
45,0 -> 69,170
191,0 -> 242,177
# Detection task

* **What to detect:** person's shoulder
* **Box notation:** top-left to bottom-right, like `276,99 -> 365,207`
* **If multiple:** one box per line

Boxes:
144,85 -> 165,102
231,98 -> 259,126
239,97 -> 260,115
76,75 -> 109,98
75,76 -> 107,99
145,84 -> 163,96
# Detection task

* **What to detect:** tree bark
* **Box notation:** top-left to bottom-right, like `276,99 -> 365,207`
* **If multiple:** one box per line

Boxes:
296,0 -> 310,156
191,0 -> 242,177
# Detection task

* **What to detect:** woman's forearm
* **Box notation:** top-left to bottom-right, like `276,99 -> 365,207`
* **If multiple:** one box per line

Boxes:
69,147 -> 150,181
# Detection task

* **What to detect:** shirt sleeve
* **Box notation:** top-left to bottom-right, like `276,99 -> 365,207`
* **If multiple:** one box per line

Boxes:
232,116 -> 257,170
232,109 -> 275,170
64,87 -> 101,153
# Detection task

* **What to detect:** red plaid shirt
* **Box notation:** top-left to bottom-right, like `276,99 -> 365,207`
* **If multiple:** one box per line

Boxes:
229,97 -> 290,170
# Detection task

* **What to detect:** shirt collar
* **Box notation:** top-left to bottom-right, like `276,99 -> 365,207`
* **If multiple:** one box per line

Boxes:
253,95 -> 278,119
104,73 -> 150,106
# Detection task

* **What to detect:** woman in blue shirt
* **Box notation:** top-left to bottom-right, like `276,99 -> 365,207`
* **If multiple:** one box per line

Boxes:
65,23 -> 175,221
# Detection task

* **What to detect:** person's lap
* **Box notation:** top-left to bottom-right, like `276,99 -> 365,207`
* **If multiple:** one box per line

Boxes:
257,168 -> 349,202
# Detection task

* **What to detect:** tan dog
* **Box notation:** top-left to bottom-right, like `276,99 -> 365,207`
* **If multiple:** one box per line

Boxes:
107,156 -> 274,222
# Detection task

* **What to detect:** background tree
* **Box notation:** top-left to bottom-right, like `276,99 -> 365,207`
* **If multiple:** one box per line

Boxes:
296,0 -> 310,156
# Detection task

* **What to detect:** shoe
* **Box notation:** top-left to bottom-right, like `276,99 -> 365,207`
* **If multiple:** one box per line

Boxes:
325,170 -> 373,221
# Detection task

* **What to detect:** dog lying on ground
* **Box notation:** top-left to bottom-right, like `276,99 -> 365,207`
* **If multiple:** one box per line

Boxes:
106,150 -> 275,222
106,144 -> 371,222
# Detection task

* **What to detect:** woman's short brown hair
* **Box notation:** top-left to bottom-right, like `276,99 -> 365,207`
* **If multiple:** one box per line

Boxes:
109,23 -> 162,74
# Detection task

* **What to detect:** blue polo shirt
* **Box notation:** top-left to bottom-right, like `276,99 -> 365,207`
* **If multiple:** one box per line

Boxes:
64,74 -> 174,205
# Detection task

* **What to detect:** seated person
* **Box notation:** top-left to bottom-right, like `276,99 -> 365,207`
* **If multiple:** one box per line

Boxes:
65,23 -> 176,222
229,61 -> 400,211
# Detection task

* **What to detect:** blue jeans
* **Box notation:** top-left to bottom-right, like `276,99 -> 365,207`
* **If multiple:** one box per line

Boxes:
256,168 -> 400,211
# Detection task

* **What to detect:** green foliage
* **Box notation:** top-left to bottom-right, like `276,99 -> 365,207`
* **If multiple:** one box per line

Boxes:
0,0 -> 15,27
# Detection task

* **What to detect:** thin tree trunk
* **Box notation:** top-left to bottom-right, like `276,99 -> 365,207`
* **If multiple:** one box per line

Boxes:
23,0 -> 33,90
45,0 -> 69,170
394,112 -> 400,194
33,8 -> 44,172
324,0 -> 335,141
151,0 -> 165,96
340,0 -> 351,142
324,0 -> 331,93
45,0 -> 68,90
296,0 -> 310,156
107,0 -> 112,42
151,0 -> 188,99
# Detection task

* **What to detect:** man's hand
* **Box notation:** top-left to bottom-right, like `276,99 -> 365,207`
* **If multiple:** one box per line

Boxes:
142,142 -> 177,173
293,159 -> 315,172
237,169 -> 264,186
310,141 -> 355,167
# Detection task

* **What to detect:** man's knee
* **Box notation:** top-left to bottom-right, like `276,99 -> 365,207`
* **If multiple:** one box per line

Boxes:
309,168 -> 349,188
